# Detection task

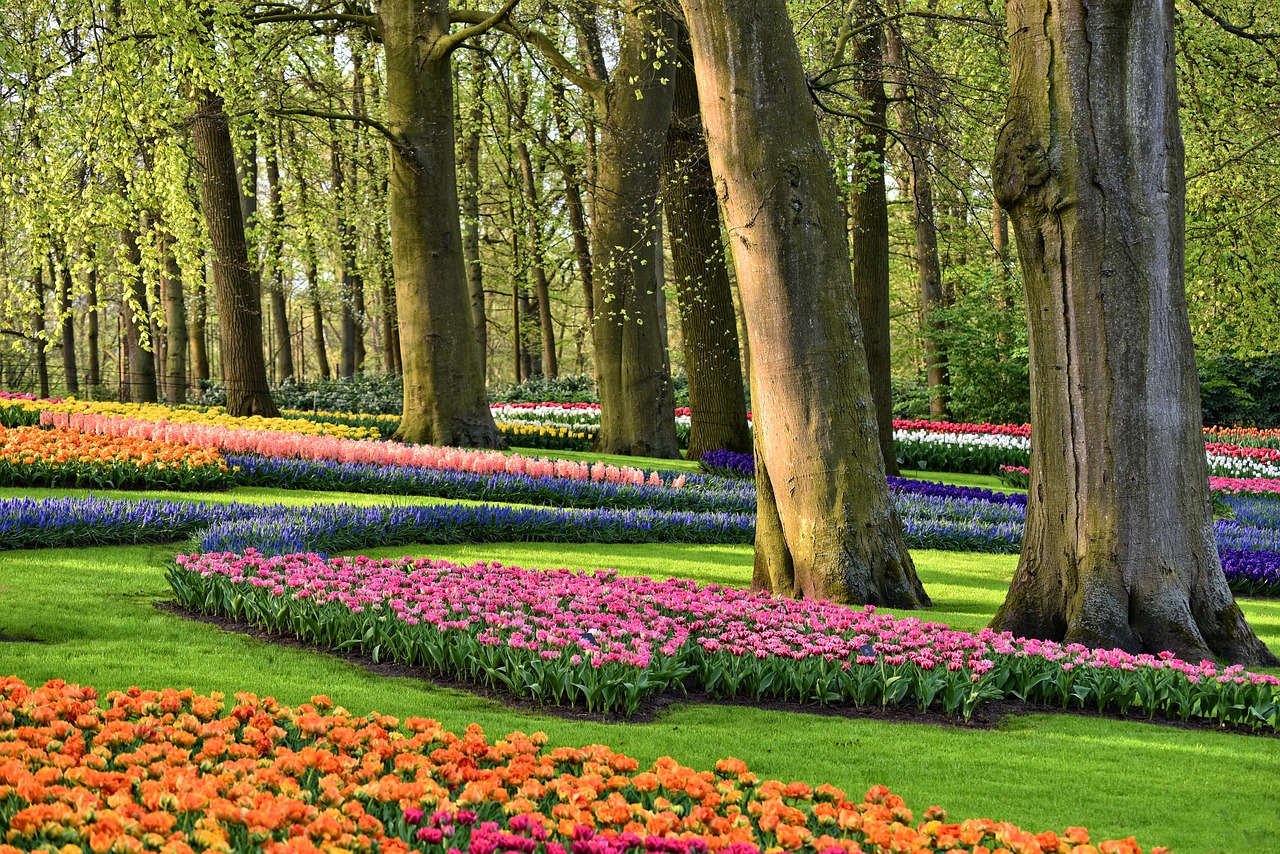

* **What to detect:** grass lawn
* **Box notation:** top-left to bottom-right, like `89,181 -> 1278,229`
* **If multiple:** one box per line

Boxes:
2,526 -> 1278,852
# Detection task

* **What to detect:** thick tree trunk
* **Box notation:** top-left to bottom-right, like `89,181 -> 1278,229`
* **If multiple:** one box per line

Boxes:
680,0 -> 928,607
661,26 -> 751,460
846,1 -> 897,474
591,7 -> 680,458
265,144 -> 295,382
885,25 -> 948,419
382,0 -> 503,447
86,263 -> 100,390
191,88 -> 279,417
462,50 -> 488,379
160,240 -> 187,404
121,228 -> 158,403
991,0 -> 1275,664
57,255 -> 79,395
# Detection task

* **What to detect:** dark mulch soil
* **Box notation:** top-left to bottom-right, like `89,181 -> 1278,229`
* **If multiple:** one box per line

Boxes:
156,601 -> 1277,738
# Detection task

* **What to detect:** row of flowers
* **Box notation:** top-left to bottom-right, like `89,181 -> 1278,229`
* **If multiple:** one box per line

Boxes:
169,551 -> 1280,729
0,677 -> 1161,854
0,426 -> 232,491
39,411 -> 685,488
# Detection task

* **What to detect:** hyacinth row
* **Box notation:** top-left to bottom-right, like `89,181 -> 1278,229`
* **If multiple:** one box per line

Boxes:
0,426 -> 232,491
39,410 -> 684,488
0,678 -> 1162,854
169,552 -> 1280,729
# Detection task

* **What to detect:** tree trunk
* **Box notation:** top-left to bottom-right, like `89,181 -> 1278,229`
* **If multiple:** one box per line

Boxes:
991,0 -> 1275,664
265,142 -> 295,382
462,50 -> 488,379
190,259 -> 210,383
661,25 -> 751,460
885,24 -> 948,419
382,0 -> 503,447
160,239 -> 187,404
846,0 -> 897,474
31,267 -> 49,399
332,128 -> 360,379
517,140 -> 559,379
191,88 -> 279,417
552,83 -> 595,334
57,253 -> 79,395
121,228 -> 158,403
679,0 -> 929,607
590,7 -> 681,458
296,173 -> 332,381
86,262 -> 100,390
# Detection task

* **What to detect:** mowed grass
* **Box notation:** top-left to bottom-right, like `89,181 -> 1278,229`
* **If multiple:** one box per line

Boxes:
3,533 -> 1279,852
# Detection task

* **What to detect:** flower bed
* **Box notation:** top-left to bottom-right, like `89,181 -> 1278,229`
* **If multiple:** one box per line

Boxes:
169,552 -> 1280,730
0,425 -> 232,491
0,677 -> 1163,854
41,411 -> 684,488
17,399 -> 385,440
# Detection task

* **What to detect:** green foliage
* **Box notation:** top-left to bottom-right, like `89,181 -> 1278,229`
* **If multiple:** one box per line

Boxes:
489,373 -> 598,404
1198,355 -> 1280,427
195,374 -> 405,415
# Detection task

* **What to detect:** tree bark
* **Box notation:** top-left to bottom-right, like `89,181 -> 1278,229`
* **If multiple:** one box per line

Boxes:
191,87 -> 279,417
679,0 -> 929,607
517,140 -> 559,379
57,252 -> 79,395
296,172 -> 331,381
120,228 -> 158,403
552,83 -> 595,334
86,262 -> 100,390
160,238 -> 187,404
382,0 -> 503,447
190,258 -> 210,383
661,25 -> 751,460
332,126 -> 361,379
462,50 -> 488,379
265,142 -> 295,382
31,267 -> 49,399
885,24 -> 948,418
845,0 -> 897,474
991,0 -> 1275,664
590,7 -> 681,458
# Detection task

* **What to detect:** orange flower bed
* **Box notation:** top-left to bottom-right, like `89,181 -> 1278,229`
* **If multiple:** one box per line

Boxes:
0,678 -> 1165,854
0,426 -> 231,491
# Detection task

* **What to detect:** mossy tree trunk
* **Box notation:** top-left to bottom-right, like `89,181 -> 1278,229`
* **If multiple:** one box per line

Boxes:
992,0 -> 1276,665
590,6 -> 681,458
382,0 -> 503,447
661,25 -> 751,460
680,0 -> 929,607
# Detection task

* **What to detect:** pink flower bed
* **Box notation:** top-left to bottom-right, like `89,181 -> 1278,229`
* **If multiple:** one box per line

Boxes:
1209,476 -> 1280,495
0,391 -> 60,403
41,411 -> 683,488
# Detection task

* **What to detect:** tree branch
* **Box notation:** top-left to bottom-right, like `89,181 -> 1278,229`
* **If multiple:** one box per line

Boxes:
433,0 -> 521,59
448,8 -> 604,96
1188,0 -> 1280,42
272,108 -> 401,149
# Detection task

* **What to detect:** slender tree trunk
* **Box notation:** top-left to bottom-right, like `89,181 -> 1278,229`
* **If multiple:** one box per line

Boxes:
991,0 -> 1274,664
375,187 -> 402,374
517,140 -> 559,379
160,239 -> 187,404
886,24 -> 948,418
382,0 -> 502,447
661,25 -> 751,459
86,263 -> 100,390
510,197 -> 524,384
121,228 -> 158,403
191,88 -> 279,417
590,7 -> 681,458
332,127 -> 360,379
461,50 -> 488,378
296,173 -> 332,381
553,83 -> 595,335
845,0 -> 897,474
57,253 -> 79,395
679,0 -> 928,607
190,259 -> 210,383
31,267 -> 49,399
351,51 -> 367,373
265,142 -> 295,381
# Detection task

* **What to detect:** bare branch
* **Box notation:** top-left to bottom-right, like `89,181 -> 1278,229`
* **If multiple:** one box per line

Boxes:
1188,0 -> 1280,42
448,8 -> 604,96
272,107 -> 401,149
434,0 -> 521,59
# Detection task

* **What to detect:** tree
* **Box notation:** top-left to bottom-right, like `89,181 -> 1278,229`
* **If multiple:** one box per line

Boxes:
991,0 -> 1276,664
381,0 -> 507,447
661,24 -> 751,460
679,0 -> 929,607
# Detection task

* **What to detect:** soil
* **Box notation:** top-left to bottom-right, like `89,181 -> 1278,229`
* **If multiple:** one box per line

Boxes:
156,601 -> 1278,738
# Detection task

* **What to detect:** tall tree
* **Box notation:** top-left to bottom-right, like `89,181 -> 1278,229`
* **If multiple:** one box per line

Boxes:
120,227 -> 158,403
56,250 -> 79,394
265,139 -> 295,382
461,49 -> 488,378
991,0 -> 1275,664
382,0 -> 506,446
679,0 -> 929,607
661,25 -> 751,460
160,238 -> 187,404
190,87 -> 279,417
